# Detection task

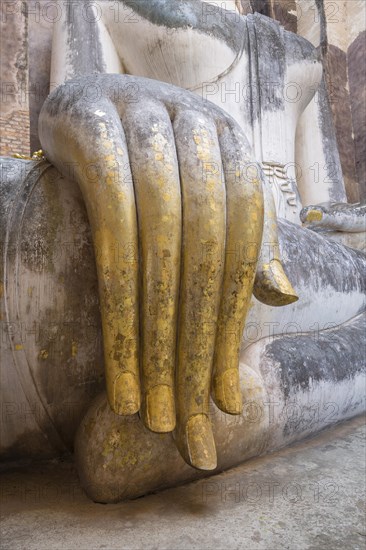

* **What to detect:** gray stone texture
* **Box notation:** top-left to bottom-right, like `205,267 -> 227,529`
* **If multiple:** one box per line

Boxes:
348,31 -> 366,201
0,415 -> 365,549
324,44 -> 359,203
27,1 -> 53,152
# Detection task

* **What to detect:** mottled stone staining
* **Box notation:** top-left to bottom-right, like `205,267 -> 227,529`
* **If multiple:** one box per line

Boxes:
348,31 -> 366,202
300,202 -> 366,233
240,0 -> 297,32
27,1 -> 53,153
65,4 -> 107,79
271,0 -> 297,34
324,44 -> 359,203
241,0 -> 271,16
121,0 -> 244,54
314,0 -> 328,54
278,218 -> 366,295
265,312 -> 366,401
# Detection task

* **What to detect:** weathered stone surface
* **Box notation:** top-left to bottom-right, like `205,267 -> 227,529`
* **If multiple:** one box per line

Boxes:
348,31 -> 366,201
1,417 -> 365,550
300,202 -> 366,233
318,230 -> 366,253
1,0 -> 365,502
0,157 -> 104,460
324,45 -> 358,203
2,157 -> 365,475
27,1 -> 53,152
74,214 -> 366,503
271,0 -> 297,33
39,72 -> 276,470
75,311 -> 365,502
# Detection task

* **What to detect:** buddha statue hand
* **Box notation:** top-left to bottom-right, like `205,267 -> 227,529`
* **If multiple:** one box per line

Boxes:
301,202 -> 366,233
39,73 -> 296,470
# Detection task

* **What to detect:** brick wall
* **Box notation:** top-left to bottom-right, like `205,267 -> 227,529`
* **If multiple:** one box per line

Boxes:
0,110 -> 30,157
0,0 -> 30,158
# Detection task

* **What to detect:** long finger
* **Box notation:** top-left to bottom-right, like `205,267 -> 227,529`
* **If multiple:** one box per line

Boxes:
41,100 -> 141,415
122,101 -> 182,433
173,110 -> 226,470
212,121 -> 264,414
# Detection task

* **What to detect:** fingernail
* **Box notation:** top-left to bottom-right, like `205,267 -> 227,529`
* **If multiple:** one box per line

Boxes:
145,384 -> 176,433
214,368 -> 242,415
269,259 -> 298,305
113,372 -> 140,415
186,414 -> 217,470
302,208 -> 323,223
